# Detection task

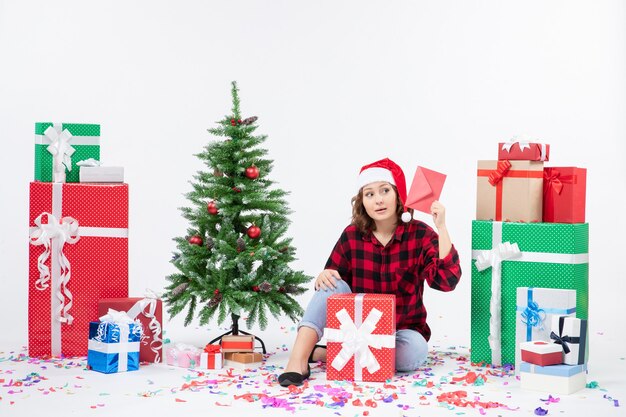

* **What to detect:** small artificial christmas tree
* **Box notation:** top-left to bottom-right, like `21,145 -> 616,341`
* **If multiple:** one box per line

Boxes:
164,82 -> 311,339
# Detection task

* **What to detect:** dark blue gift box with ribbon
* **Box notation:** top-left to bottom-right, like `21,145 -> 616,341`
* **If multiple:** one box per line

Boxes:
87,321 -> 142,374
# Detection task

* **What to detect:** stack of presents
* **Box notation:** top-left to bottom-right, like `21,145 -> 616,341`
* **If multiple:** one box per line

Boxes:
471,140 -> 589,394
27,122 -> 261,374
164,335 -> 263,370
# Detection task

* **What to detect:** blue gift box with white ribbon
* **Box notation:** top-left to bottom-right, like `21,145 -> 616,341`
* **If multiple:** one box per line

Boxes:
87,320 -> 142,374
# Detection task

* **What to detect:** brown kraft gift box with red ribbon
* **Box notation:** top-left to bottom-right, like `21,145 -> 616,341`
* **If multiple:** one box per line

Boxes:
543,167 -> 587,223
28,182 -> 129,357
98,295 -> 163,363
476,160 -> 544,223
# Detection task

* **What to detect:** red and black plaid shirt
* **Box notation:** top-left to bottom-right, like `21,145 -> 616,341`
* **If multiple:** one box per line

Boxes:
324,220 -> 462,341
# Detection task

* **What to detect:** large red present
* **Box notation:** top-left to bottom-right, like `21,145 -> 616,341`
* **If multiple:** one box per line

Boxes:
498,141 -> 550,161
98,293 -> 163,363
543,167 -> 587,223
28,182 -> 129,357
476,160 -> 543,222
325,294 -> 395,382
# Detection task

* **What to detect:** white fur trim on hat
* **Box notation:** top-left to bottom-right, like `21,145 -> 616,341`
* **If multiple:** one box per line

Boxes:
357,167 -> 396,189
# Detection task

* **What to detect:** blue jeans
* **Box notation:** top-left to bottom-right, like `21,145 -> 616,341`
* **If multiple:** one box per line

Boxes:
299,280 -> 428,372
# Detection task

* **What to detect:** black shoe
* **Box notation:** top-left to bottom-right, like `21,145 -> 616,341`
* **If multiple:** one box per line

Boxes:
308,344 -> 327,363
278,364 -> 311,387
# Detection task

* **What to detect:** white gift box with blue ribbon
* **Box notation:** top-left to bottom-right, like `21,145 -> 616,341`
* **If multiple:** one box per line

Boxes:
515,287 -> 576,371
88,309 -> 143,374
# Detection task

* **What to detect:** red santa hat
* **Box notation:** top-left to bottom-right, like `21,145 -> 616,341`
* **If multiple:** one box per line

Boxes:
357,157 -> 412,222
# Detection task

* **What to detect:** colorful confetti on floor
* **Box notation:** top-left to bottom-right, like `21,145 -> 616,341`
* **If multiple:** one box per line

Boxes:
1,340 -> 623,417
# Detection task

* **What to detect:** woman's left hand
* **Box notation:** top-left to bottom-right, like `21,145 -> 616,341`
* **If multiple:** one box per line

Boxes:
431,200 -> 446,231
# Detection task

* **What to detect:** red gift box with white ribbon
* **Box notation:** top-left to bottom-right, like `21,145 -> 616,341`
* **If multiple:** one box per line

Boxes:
498,141 -> 550,161
28,182 -> 129,357
325,293 -> 396,382
98,292 -> 163,363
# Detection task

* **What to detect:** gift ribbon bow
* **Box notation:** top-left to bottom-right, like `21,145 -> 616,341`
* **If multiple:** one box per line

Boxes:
549,331 -> 578,354
44,124 -> 75,183
325,307 -> 395,376
543,170 -> 577,196
29,212 -> 80,325
76,158 -> 102,167
487,160 -> 512,186
204,344 -> 221,354
521,301 -> 546,331
474,242 -> 521,272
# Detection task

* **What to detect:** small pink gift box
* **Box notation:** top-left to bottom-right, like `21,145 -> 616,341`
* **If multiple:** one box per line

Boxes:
165,343 -> 201,368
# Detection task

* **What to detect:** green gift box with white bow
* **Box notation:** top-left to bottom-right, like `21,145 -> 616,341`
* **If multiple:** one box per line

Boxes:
34,122 -> 100,183
470,220 -> 589,367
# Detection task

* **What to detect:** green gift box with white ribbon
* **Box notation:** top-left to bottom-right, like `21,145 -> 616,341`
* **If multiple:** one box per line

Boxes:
34,122 -> 100,183
470,220 -> 588,366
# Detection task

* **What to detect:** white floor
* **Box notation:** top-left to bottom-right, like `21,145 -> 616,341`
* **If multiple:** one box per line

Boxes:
1,323 -> 624,417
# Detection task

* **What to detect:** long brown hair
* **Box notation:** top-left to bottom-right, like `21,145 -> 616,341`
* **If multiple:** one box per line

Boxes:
350,184 -> 409,234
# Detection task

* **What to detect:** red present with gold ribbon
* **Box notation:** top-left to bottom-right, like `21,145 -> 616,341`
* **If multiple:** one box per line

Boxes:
220,335 -> 254,352
543,167 -> 587,223
324,293 -> 395,382
476,160 -> 543,223
98,292 -> 163,363
28,182 -> 129,357
498,141 -> 550,161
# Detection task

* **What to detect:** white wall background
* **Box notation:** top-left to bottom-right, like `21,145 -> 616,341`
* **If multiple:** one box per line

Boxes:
1,1 -> 624,352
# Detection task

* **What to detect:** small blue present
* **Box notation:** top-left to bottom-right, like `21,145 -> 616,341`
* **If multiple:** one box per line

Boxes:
87,309 -> 143,374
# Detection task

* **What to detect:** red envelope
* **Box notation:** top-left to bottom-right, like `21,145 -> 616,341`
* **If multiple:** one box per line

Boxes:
406,166 -> 446,213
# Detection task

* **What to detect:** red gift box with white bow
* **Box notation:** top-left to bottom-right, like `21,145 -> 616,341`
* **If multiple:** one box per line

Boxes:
28,182 -> 129,357
325,293 -> 396,382
498,141 -> 550,161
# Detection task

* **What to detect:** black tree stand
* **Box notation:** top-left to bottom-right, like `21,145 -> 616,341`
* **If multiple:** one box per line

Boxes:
209,313 -> 267,354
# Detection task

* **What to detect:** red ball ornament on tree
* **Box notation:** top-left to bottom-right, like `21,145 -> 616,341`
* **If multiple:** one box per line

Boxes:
247,225 -> 261,239
245,164 -> 260,179
207,200 -> 218,215
252,285 -> 260,292
214,289 -> 220,295
189,235 -> 203,246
